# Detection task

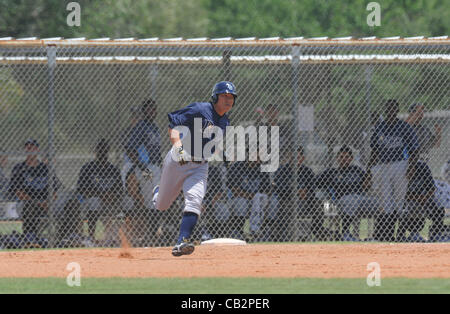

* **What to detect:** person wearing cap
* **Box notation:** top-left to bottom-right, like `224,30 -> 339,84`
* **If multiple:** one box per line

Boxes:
368,99 -> 419,242
122,99 -> 163,246
77,139 -> 123,247
405,103 -> 442,158
316,145 -> 377,241
9,139 -> 60,243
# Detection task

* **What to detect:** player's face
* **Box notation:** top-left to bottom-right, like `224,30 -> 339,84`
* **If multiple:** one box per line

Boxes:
216,93 -> 234,114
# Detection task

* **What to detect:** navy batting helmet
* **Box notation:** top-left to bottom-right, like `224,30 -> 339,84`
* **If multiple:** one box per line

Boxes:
211,81 -> 237,104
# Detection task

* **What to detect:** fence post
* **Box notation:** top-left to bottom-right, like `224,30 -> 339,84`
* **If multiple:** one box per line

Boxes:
290,45 -> 301,241
222,49 -> 232,80
46,45 -> 57,248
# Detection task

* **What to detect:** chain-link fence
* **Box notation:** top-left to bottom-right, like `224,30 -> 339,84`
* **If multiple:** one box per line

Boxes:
0,37 -> 449,249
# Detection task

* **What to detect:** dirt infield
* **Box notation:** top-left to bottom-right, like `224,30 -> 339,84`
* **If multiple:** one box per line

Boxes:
0,244 -> 449,278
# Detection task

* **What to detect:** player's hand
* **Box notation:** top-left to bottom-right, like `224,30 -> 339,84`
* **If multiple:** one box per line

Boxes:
172,146 -> 188,165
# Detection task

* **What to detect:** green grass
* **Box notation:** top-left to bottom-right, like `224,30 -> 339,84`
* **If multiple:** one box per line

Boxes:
0,277 -> 449,294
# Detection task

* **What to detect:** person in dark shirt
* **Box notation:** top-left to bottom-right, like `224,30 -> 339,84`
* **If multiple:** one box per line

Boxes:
9,139 -> 59,240
397,161 -> 443,242
316,145 -> 378,241
227,158 -> 271,241
77,139 -> 123,246
368,99 -> 418,241
273,146 -> 324,241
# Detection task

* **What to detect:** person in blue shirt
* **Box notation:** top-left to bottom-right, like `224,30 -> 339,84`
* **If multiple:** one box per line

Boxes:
368,99 -> 419,242
152,81 -> 236,256
125,98 -> 162,170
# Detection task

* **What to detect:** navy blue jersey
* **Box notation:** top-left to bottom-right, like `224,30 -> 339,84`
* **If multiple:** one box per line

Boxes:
9,162 -> 59,201
168,102 -> 230,160
126,119 -> 162,165
408,161 -> 435,196
227,162 -> 270,195
370,119 -> 418,164
316,165 -> 367,200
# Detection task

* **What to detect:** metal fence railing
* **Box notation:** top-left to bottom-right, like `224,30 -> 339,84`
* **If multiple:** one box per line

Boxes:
0,37 -> 449,248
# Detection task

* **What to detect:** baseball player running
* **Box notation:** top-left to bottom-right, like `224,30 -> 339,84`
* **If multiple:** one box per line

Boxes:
152,81 -> 237,256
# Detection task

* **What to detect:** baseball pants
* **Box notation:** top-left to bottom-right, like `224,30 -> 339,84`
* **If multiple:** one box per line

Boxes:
372,160 -> 408,241
155,148 -> 208,216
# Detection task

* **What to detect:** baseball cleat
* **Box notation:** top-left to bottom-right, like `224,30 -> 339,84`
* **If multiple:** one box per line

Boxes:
172,241 -> 195,257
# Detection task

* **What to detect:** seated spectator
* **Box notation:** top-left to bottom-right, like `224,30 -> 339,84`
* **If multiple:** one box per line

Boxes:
273,146 -> 325,241
316,145 -> 378,241
397,160 -> 446,242
77,139 -> 123,247
227,158 -> 271,241
9,139 -> 60,247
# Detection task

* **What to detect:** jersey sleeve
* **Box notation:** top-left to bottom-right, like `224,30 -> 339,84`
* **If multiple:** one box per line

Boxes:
168,103 -> 199,129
